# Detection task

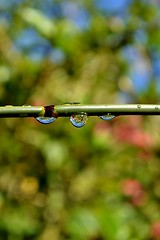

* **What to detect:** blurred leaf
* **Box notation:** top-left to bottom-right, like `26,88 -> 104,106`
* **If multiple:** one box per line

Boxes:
20,7 -> 56,38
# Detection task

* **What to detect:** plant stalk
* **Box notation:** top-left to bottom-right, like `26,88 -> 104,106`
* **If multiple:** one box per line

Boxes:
0,106 -> 45,118
0,104 -> 160,118
54,104 -> 160,117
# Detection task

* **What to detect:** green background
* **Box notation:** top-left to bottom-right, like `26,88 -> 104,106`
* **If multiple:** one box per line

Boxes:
0,0 -> 160,239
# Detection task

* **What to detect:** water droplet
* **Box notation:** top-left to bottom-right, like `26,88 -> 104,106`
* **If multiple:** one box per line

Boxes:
63,102 -> 81,105
100,113 -> 116,121
70,113 -> 88,128
36,116 -> 57,124
137,105 -> 141,109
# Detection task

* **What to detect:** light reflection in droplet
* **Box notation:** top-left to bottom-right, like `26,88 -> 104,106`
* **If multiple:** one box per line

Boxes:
36,116 -> 57,124
100,113 -> 116,121
70,113 -> 88,128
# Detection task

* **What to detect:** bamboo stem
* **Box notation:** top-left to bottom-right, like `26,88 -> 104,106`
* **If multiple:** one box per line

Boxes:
0,104 -> 160,118
0,106 -> 45,118
54,104 -> 160,117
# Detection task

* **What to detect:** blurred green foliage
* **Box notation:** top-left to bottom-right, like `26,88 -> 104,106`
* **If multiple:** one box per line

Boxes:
0,0 -> 160,239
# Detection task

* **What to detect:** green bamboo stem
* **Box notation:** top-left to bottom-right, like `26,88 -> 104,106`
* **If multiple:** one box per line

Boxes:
54,104 -> 160,117
0,106 -> 45,118
0,104 -> 159,119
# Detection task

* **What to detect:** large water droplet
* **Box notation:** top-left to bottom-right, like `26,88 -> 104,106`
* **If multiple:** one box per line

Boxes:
100,113 -> 116,121
70,113 -> 88,128
36,116 -> 57,124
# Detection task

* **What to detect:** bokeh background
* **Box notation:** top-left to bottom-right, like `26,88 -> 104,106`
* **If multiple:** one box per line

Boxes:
0,0 -> 160,239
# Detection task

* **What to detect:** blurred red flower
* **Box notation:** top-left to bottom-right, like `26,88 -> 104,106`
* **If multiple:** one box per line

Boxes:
122,178 -> 147,206
151,221 -> 160,239
94,116 -> 154,150
113,122 -> 153,149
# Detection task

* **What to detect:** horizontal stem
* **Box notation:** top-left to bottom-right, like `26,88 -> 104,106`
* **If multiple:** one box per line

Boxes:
0,104 -> 160,118
0,106 -> 44,118
54,104 -> 160,116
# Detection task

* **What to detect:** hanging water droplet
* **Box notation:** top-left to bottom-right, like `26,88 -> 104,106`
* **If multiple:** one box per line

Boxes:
100,113 -> 116,121
36,116 -> 57,124
70,113 -> 88,128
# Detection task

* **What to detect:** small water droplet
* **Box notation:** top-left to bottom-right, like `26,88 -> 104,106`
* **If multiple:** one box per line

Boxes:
70,113 -> 88,128
100,113 -> 116,121
137,105 -> 141,109
63,102 -> 81,105
155,106 -> 159,110
36,116 -> 57,124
